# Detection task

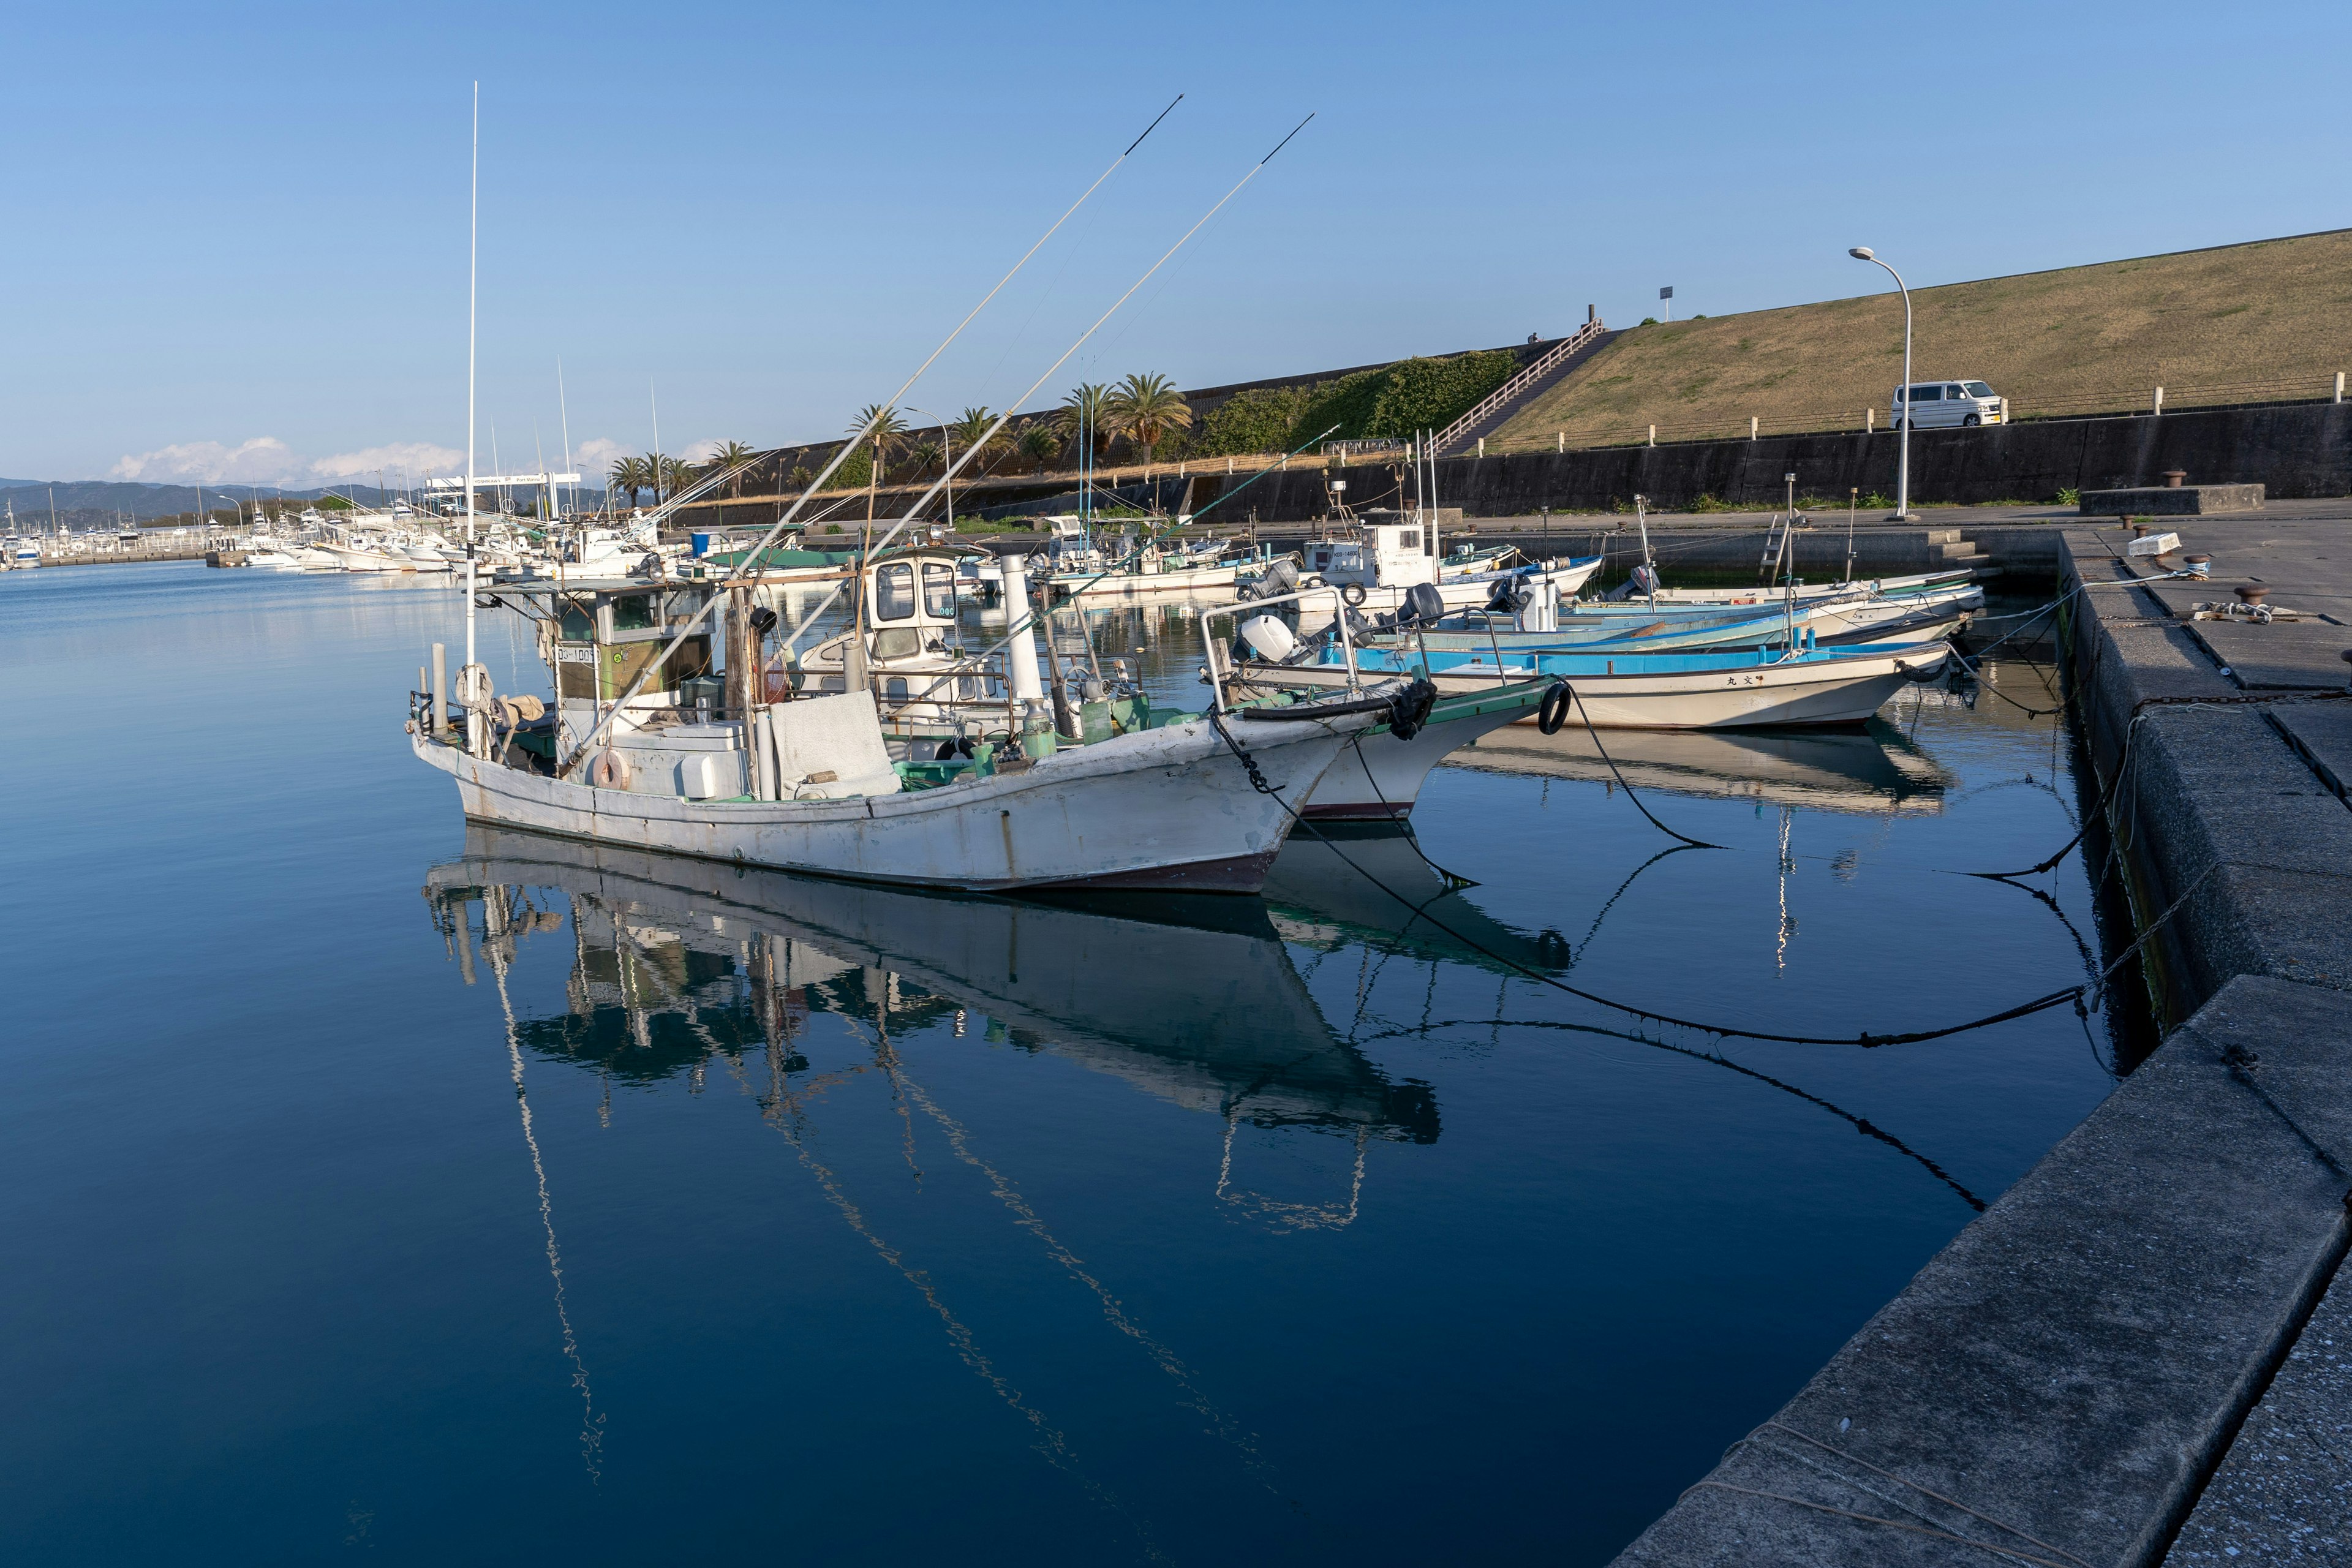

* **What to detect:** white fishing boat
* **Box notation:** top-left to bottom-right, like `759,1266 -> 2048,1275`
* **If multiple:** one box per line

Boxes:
415,564 -> 1377,892
1277,518 -> 1600,631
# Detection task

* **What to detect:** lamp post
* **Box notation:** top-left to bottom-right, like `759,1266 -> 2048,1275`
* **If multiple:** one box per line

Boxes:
1849,247 -> 1915,521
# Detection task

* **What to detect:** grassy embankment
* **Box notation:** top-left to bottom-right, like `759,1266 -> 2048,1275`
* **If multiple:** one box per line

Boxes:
1493,228 -> 2352,451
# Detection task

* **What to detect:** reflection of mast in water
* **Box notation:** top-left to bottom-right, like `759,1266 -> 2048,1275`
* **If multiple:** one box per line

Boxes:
1774,806 -> 1797,974
668,1000 -> 1172,1558
1216,1115 -> 1369,1232
478,884 -> 608,1482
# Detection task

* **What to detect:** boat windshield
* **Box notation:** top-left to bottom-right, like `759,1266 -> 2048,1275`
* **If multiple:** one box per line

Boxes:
875,562 -> 914,621
612,594 -> 655,631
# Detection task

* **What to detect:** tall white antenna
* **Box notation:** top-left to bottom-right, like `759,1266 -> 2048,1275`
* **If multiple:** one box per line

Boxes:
649,380 -> 662,503
556,359 -> 574,519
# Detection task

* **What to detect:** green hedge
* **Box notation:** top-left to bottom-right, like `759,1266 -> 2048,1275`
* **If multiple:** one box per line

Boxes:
1190,349 -> 1520,456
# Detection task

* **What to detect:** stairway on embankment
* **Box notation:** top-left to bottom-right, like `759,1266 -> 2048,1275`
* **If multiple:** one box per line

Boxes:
1431,322 -> 1621,457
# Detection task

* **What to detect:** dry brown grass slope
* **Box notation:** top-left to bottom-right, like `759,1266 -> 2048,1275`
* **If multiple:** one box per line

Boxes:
1494,228 -> 2352,449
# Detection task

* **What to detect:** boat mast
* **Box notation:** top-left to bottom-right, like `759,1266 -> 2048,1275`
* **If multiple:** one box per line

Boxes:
465,80 -> 480,750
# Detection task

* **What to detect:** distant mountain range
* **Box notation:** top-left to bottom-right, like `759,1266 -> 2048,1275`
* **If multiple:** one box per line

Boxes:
0,476 -> 603,529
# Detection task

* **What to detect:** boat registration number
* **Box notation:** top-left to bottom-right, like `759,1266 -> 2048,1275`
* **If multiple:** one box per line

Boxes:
556,644 -> 595,665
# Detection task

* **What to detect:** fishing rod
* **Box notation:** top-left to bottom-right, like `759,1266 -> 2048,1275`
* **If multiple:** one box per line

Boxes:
554,95 -> 1186,778
926,421 -> 1344,694
769,112 -> 1317,665
630,96 -> 1190,537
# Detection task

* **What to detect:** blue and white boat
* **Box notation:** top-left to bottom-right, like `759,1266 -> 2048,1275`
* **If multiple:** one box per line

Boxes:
1235,635 -> 1950,729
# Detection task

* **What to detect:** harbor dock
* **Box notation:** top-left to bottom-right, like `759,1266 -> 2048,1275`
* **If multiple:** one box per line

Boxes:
1613,510 -> 2352,1566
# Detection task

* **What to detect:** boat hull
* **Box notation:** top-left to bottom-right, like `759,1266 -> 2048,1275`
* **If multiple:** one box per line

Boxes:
1283,685 -> 1545,818
413,712 -> 1359,894
1240,645 -> 1945,729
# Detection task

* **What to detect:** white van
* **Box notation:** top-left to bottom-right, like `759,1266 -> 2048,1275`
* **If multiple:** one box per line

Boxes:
1893,380 -> 2007,429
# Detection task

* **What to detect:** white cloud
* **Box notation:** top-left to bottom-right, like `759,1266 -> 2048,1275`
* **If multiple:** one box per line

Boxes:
111,437 -> 299,484
572,436 -> 631,477
308,442 -> 463,483
680,437 -> 724,462
108,435 -> 464,488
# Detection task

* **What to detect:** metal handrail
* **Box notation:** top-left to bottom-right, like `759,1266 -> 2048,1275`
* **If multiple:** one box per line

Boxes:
1431,318 -> 1608,455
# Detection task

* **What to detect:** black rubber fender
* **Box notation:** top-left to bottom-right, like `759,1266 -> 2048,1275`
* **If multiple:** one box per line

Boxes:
1340,581 -> 1367,608
1537,680 -> 1573,735
1387,678 -> 1439,741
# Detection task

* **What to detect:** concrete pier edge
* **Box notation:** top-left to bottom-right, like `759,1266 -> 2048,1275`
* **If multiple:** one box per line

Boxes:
1608,522 -> 2352,1566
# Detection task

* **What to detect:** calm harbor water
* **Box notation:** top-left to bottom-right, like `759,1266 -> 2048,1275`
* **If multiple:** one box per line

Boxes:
3,562 -> 2126,1564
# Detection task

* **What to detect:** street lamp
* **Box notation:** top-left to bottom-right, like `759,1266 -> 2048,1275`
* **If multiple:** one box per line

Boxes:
1849,246 -> 1915,521
903,407 -> 956,533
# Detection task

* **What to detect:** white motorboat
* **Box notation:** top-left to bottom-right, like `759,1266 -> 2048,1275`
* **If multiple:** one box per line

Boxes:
318,535 -> 418,573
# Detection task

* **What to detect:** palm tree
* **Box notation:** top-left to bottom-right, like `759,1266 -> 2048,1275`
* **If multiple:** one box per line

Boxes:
906,440 -> 944,477
1054,383 -> 1113,462
607,456 -> 649,508
1018,426 -> 1062,474
657,453 -> 696,502
949,406 -> 1009,473
1102,372 -> 1193,465
706,439 -> 761,497
849,404 -> 908,523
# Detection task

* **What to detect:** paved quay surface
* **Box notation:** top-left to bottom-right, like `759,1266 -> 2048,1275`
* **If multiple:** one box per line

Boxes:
1610,509 -> 2352,1567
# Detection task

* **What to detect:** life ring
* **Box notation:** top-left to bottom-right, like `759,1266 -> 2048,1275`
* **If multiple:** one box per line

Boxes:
587,748 -> 632,790
1537,681 -> 1573,736
1339,581 -> 1367,608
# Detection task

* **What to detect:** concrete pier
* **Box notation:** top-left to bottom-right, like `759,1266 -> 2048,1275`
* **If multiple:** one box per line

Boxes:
1611,510 -> 2352,1566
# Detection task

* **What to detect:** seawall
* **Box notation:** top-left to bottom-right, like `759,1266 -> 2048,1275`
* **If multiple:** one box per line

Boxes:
1608,514 -> 2352,1566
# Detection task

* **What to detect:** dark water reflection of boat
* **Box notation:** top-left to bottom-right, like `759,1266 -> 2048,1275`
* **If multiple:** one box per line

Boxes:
422,824 -> 1438,1144
1444,716 -> 1954,815
1262,826 -> 1574,975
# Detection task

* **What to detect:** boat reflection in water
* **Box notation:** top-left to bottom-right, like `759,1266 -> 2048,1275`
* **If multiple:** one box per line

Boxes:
1446,716 -> 1954,816
422,824 -> 1439,1196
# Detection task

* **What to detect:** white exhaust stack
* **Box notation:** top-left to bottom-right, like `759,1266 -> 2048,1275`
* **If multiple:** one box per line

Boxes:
1001,552 -> 1046,704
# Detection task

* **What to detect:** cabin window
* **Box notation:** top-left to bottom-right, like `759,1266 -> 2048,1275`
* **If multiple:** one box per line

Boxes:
872,628 -> 922,659
922,561 -> 956,617
820,676 -> 845,693
612,594 -> 655,631
885,677 -> 909,700
875,563 -> 915,621
557,604 -> 594,641
1399,530 -> 1420,551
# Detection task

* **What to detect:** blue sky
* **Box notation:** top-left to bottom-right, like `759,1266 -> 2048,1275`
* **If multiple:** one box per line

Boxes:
3,1 -> 2346,487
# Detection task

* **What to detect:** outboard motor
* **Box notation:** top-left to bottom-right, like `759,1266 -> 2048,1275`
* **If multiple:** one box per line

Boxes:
1239,614 -> 1298,663
1485,577 -> 1532,614
1398,582 -> 1445,628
